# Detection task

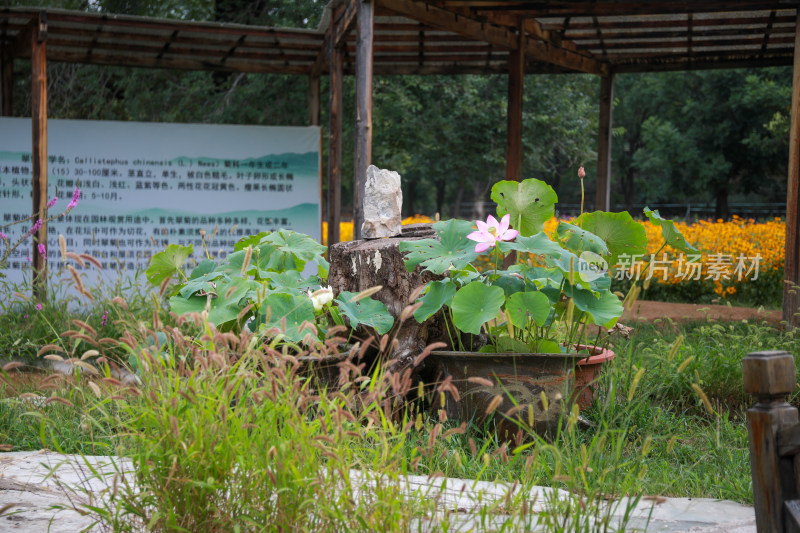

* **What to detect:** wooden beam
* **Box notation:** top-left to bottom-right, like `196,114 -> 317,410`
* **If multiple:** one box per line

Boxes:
458,2 -> 799,17
354,0 -> 373,241
308,73 -> 320,126
505,24 -> 523,182
311,0 -> 357,77
596,73 -> 613,211
1,48 -> 12,116
377,0 -> 608,75
31,10 -> 47,302
328,42 -> 343,246
784,12 -> 800,326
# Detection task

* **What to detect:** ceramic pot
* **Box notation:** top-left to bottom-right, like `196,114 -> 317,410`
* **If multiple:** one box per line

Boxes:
428,351 -> 583,439
571,345 -> 616,409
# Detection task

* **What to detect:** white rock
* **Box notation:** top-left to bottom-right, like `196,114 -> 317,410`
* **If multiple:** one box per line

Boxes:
361,165 -> 402,239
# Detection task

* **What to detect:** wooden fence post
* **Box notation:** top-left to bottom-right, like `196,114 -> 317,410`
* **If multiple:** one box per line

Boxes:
743,350 -> 799,532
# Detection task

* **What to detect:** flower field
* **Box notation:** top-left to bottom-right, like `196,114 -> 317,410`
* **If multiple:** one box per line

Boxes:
324,214 -> 784,307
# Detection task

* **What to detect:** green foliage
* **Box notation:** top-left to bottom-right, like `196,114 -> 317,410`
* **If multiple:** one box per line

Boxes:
450,281 -> 505,335
398,219 -> 479,274
147,230 -> 393,343
334,291 -> 394,335
491,179 -> 558,236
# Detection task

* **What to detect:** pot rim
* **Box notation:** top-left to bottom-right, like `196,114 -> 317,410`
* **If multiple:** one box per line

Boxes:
572,344 -> 616,365
430,350 -> 585,363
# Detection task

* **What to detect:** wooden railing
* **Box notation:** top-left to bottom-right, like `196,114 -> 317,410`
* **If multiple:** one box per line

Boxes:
743,351 -> 800,532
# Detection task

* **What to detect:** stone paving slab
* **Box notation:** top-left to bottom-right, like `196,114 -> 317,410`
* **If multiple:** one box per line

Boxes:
0,451 -> 756,532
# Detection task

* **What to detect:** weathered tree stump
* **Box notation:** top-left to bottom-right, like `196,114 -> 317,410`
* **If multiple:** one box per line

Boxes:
328,223 -> 446,369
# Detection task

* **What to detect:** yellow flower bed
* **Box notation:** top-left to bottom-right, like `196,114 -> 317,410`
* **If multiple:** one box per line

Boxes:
633,216 -> 784,297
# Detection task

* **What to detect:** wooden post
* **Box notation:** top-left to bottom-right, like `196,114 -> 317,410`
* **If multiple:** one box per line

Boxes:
354,0 -> 373,241
308,74 -> 321,127
743,351 -> 799,532
1,49 -> 12,117
596,73 -> 614,211
328,40 -> 343,246
505,24 -> 524,182
31,12 -> 48,302
784,13 -> 800,327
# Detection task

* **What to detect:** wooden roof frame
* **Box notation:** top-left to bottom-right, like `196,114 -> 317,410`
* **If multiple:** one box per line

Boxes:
2,1 -> 800,325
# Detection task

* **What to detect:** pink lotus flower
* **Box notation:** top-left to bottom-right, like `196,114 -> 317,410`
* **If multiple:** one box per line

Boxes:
578,166 -> 586,179
467,214 -> 518,253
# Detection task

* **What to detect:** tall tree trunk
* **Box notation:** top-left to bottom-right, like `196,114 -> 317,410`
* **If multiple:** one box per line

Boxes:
405,177 -> 417,217
452,184 -> 465,219
622,166 -> 635,212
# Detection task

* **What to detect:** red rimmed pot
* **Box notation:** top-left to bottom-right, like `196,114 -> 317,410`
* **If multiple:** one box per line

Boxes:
427,351 -> 584,440
571,345 -> 615,409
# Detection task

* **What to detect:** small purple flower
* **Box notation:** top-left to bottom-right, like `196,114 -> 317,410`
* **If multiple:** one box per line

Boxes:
28,218 -> 43,235
0,231 -> 6,241
46,196 -> 58,209
67,187 -> 81,210
35,303 -> 42,311
38,243 -> 46,259
101,310 -> 108,328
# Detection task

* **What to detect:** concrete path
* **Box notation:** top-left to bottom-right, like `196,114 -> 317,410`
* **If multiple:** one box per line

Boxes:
0,451 -> 756,532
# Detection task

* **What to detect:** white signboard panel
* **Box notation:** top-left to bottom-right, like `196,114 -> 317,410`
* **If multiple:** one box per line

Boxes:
0,118 -> 321,288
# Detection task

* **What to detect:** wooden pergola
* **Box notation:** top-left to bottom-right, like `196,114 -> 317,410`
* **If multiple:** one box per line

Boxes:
2,1 -> 800,324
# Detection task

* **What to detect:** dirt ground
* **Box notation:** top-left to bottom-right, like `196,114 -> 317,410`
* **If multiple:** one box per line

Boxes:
622,300 -> 781,325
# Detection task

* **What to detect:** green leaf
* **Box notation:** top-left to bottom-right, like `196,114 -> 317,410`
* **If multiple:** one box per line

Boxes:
491,179 -> 557,237
567,287 -> 624,329
146,244 -> 193,286
644,207 -> 698,254
575,211 -> 648,267
335,292 -> 395,335
178,270 -> 227,299
260,292 -> 317,343
399,219 -> 479,275
413,280 -> 456,322
263,271 -> 320,292
207,278 -> 254,327
234,232 -> 269,251
557,222 -> 609,256
261,230 -> 327,271
169,293 -> 208,316
531,339 -> 562,354
451,282 -> 505,335
499,232 -> 565,260
505,291 -> 551,328
190,259 -> 216,279
495,335 -> 530,353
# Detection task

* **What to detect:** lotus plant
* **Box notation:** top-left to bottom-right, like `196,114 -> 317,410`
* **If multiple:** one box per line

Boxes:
400,174 -> 695,354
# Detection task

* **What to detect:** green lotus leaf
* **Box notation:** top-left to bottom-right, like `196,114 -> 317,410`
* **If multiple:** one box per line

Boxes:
399,218 -> 479,274
451,282 -> 505,335
505,290 -> 551,328
499,232 -> 565,260
491,178 -> 557,237
146,244 -> 193,286
260,292 -> 317,342
644,207 -> 698,254
566,286 -> 624,329
234,232 -> 268,251
261,229 -> 327,267
178,269 -> 227,299
575,211 -> 648,268
335,291 -> 394,335
557,222 -> 609,256
413,280 -> 456,322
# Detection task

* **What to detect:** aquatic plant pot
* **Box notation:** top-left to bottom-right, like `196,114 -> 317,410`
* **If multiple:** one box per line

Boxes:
428,351 -> 583,439
571,345 -> 616,409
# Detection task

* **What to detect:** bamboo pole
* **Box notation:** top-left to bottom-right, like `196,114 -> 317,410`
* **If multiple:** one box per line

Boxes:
31,12 -> 48,302
328,37 -> 343,246
354,0 -> 373,241
784,13 -> 800,326
596,73 -> 614,211
505,23 -> 524,182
